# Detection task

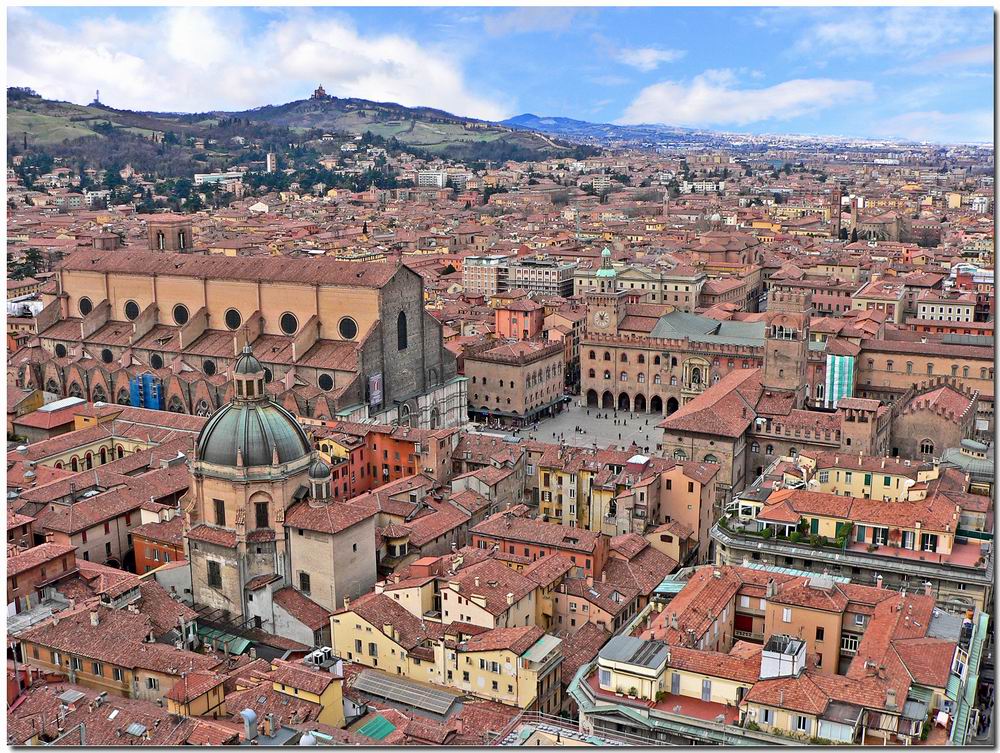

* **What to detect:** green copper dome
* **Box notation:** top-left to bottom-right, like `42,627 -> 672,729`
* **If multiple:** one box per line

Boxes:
233,344 -> 264,374
196,400 -> 310,467
596,247 -> 617,278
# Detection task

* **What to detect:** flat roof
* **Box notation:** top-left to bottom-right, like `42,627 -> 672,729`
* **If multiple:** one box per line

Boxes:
352,669 -> 459,716
521,634 -> 561,663
598,635 -> 669,670
37,396 -> 86,413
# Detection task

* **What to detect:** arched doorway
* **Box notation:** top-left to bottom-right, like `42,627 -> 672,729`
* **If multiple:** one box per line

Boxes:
602,391 -> 615,409
650,395 -> 663,414
586,389 -> 599,407
618,393 -> 631,412
634,393 -> 647,412
666,397 -> 679,415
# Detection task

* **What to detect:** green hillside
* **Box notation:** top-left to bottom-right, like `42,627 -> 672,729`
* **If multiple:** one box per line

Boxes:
7,89 -> 580,161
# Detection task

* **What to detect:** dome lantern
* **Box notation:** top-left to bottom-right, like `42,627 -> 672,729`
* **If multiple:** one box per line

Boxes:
233,343 -> 266,402
308,458 -> 332,502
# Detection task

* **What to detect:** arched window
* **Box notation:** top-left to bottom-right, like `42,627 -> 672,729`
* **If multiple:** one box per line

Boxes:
638,373 -> 645,383
765,445 -> 774,455
603,352 -> 611,361
620,372 -> 628,382
673,449 -> 688,460
255,500 -> 269,529
604,371 -> 611,380
589,350 -> 596,360
637,354 -> 645,364
654,356 -> 661,365
620,353 -> 628,363
670,376 -> 677,386
399,403 -> 411,428
963,366 -> 969,378
906,362 -> 913,374
704,454 -> 719,464
751,442 -> 760,453
926,363 -> 933,375
71,457 -> 79,472
653,374 -> 661,384
691,367 -> 702,385
951,365 -> 959,376
430,407 -> 440,430
588,369 -> 596,378
397,311 -> 408,350
887,360 -> 894,372
920,439 -> 934,455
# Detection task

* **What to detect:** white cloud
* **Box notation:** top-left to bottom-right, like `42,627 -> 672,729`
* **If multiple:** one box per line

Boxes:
792,7 -> 988,61
872,110 -> 993,145
616,47 -> 685,72
590,74 -> 631,87
7,7 -> 510,120
483,8 -> 577,37
617,69 -> 873,128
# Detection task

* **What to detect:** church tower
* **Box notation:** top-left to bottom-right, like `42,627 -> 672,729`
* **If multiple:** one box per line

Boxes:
762,289 -> 812,408
830,187 -> 842,238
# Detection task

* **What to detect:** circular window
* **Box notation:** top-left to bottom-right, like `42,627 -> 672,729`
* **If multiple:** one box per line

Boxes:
54,343 -> 67,358
203,359 -> 217,377
101,348 -> 114,364
150,353 -> 164,369
224,308 -> 242,331
318,374 -> 334,391
338,317 -> 358,340
279,312 -> 298,336
124,300 -> 141,321
173,304 -> 190,326
79,297 -> 94,316
264,367 -> 273,383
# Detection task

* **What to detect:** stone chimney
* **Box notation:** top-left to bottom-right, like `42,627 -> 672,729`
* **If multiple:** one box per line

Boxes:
506,592 -> 515,606
885,688 -> 897,710
923,581 -> 933,597
876,574 -> 883,589
90,610 -> 100,627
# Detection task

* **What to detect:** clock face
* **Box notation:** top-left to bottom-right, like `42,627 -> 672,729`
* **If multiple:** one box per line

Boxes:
593,311 -> 610,328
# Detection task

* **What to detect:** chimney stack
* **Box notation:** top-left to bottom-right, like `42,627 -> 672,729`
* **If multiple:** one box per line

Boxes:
90,610 -> 100,627
876,574 -> 883,589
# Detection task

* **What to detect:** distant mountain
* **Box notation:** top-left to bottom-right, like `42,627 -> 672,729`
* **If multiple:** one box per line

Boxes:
502,113 -> 698,143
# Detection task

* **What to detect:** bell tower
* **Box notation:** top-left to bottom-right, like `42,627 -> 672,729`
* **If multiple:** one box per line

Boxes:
763,289 -> 812,408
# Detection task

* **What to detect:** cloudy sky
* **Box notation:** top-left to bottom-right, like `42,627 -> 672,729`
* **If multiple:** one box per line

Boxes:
7,6 -> 994,143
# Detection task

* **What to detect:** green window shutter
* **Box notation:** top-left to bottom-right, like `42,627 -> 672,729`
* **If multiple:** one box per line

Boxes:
864,473 -> 872,485
810,518 -> 819,535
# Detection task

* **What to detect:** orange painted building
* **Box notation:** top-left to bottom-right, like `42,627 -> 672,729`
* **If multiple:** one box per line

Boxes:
495,299 -> 545,340
130,517 -> 185,574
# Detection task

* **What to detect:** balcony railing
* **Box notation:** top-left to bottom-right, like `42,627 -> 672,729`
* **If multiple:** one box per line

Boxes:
712,523 -> 994,583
